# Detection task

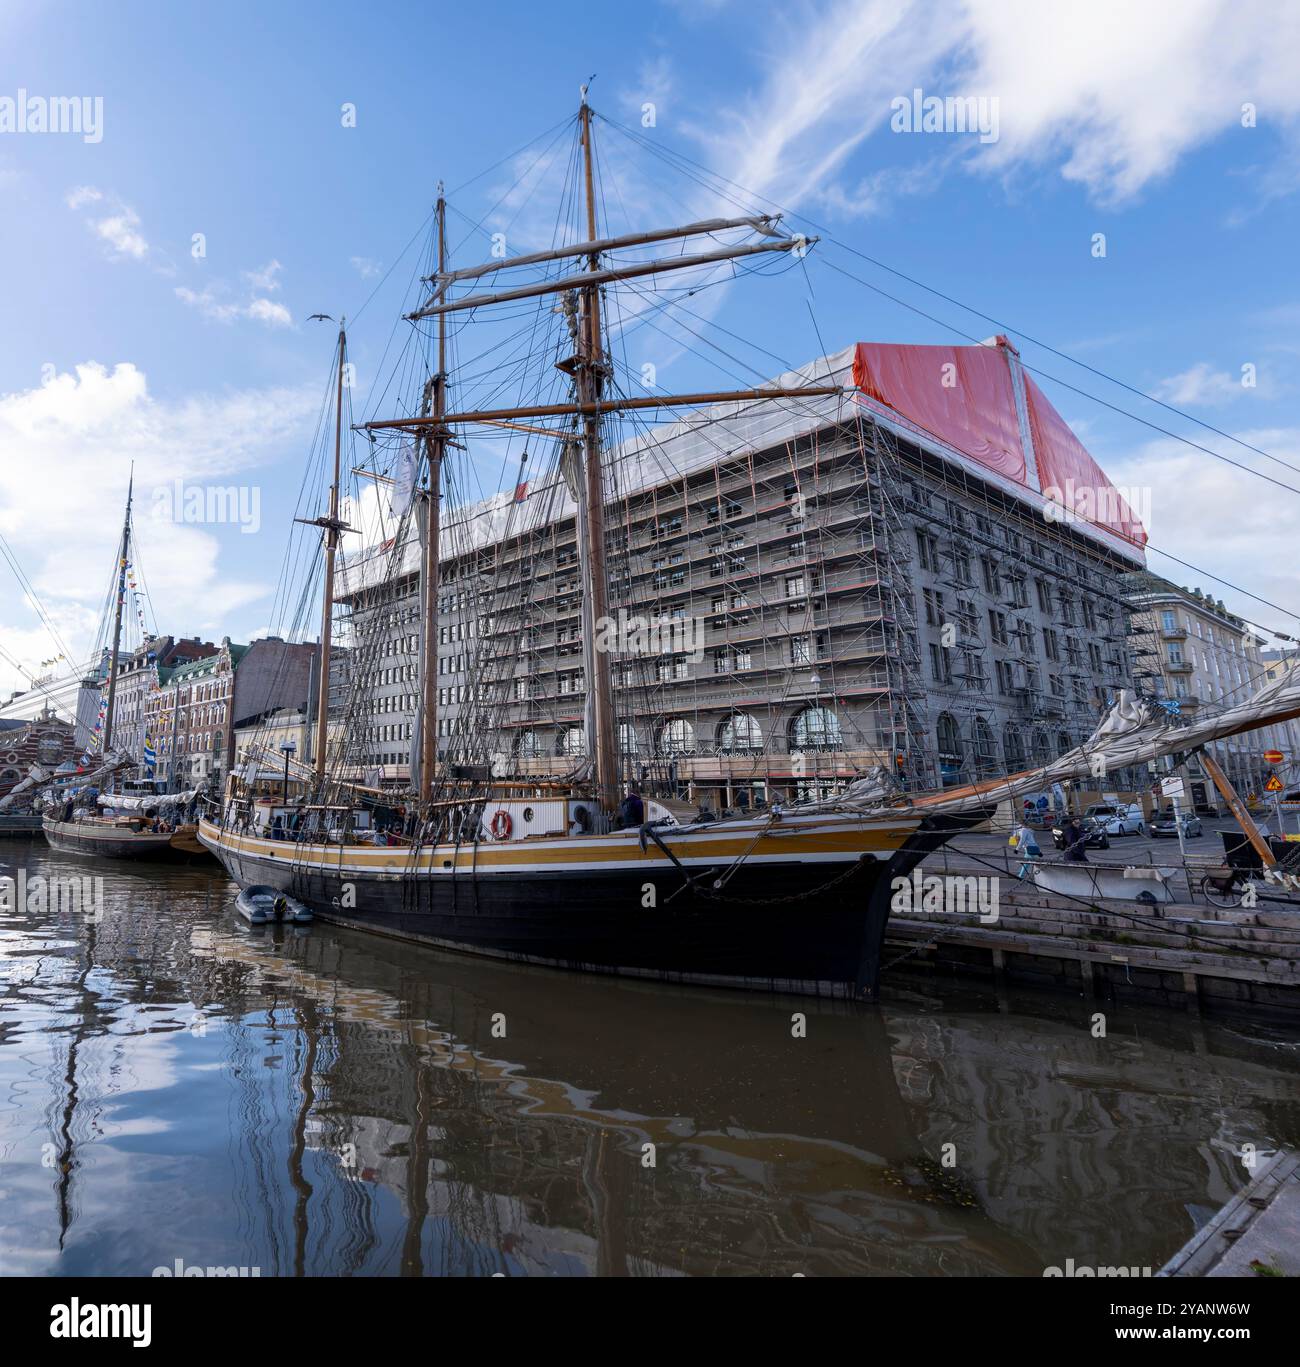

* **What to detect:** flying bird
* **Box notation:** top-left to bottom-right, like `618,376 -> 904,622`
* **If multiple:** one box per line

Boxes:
308,313 -> 333,322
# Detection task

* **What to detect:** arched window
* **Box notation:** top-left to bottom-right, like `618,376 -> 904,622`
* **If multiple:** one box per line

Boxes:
1031,726 -> 1052,765
936,712 -> 963,785
717,712 -> 762,753
657,718 -> 695,755
971,717 -> 997,775
514,730 -> 542,759
557,726 -> 586,757
1057,731 -> 1073,757
617,722 -> 641,756
1003,723 -> 1026,770
790,706 -> 842,752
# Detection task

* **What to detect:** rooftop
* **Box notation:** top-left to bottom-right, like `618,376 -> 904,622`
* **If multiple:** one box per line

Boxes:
338,337 -> 1148,600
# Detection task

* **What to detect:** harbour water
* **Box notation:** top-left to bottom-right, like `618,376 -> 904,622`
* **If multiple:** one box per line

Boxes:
1,842 -> 1297,1277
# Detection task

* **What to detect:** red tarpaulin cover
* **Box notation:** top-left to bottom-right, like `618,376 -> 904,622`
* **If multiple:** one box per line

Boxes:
1024,373 -> 1148,548
853,341 -> 1026,484
852,339 -> 1146,549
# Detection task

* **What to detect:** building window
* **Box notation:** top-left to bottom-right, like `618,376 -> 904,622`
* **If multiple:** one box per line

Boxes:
972,718 -> 998,775
916,530 -> 938,572
717,713 -> 762,753
929,642 -> 952,684
557,727 -> 586,757
1003,724 -> 1026,769
658,718 -> 695,755
936,713 -> 963,786
790,706 -> 842,752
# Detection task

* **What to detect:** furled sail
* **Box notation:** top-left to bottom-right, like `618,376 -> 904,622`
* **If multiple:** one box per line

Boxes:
807,661 -> 1300,818
96,789 -> 199,812
0,764 -> 52,811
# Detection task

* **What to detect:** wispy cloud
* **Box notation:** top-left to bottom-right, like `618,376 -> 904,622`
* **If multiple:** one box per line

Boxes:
1154,361 -> 1271,406
66,185 -> 150,260
350,255 -> 381,279
176,270 -> 293,329
686,0 -> 1300,220
242,259 -> 283,292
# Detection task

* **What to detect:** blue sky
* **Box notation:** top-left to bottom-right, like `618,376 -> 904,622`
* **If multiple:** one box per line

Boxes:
2,0 -> 1299,695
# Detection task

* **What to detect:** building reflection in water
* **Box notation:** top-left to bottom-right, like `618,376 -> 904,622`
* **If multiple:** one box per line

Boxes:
0,845 -> 1296,1276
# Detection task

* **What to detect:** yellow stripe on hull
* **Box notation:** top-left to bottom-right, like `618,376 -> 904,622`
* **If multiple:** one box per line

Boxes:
197,814 -> 918,877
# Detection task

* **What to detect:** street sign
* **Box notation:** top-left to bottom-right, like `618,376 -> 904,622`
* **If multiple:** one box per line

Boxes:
1264,750 -> 1284,764
1265,774 -> 1284,793
1159,776 -> 1185,799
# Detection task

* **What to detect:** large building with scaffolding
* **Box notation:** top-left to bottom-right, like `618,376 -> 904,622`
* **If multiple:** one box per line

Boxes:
337,337 -> 1148,809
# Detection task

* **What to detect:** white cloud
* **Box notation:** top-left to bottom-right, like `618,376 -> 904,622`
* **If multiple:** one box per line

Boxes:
350,255 -> 381,279
176,284 -> 293,329
243,259 -> 283,292
66,185 -> 150,259
0,362 -> 319,695
1107,428 -> 1300,635
962,0 -> 1300,205
246,296 -> 292,327
1154,362 -> 1259,407
696,0 -> 1300,217
693,0 -> 955,212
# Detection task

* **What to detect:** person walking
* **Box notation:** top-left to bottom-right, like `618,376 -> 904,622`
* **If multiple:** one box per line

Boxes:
1010,820 -> 1042,880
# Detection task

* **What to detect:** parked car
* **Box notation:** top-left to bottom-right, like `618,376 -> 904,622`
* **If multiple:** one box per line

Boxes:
1083,802 -> 1146,837
1052,817 -> 1111,851
1150,809 -> 1203,839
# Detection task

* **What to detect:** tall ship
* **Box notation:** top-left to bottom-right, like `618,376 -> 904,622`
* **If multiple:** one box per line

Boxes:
39,477 -> 207,859
199,94 -> 1300,997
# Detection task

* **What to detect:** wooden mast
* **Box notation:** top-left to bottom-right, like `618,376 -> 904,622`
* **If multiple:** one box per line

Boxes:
419,189 -> 448,810
312,322 -> 347,784
1200,748 -> 1276,866
357,103 -> 822,813
578,91 -> 619,814
101,469 -> 132,755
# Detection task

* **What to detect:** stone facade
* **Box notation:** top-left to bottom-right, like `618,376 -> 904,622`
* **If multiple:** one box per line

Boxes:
1123,572 -> 1285,805
145,637 -> 317,784
107,635 -> 218,762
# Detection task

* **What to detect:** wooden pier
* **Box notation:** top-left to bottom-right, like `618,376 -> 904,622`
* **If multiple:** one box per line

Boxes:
0,815 -> 42,837
883,851 -> 1300,1014
1158,1149 -> 1300,1277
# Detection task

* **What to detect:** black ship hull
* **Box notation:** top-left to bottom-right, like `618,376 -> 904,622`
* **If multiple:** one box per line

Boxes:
198,812 -> 981,998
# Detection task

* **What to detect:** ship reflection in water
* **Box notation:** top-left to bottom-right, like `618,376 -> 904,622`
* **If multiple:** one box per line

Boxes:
2,844 -> 1298,1278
